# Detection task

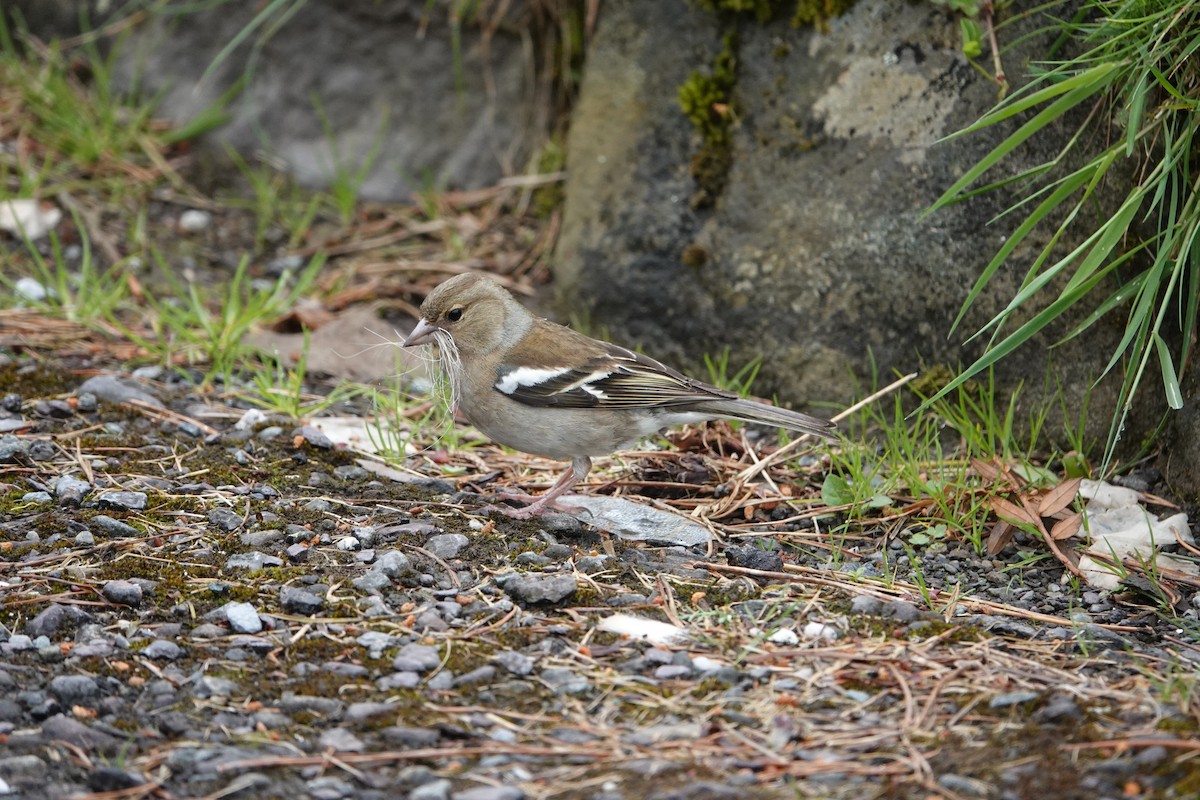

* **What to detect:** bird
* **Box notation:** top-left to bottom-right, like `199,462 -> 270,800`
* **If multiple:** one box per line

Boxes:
403,272 -> 835,517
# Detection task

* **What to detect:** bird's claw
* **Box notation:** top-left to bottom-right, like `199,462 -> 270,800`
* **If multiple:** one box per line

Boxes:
480,495 -> 583,519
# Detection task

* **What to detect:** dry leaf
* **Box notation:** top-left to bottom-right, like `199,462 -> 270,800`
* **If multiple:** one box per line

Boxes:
986,520 -> 1015,555
1050,510 -> 1083,541
971,458 -> 1000,482
989,496 -> 1037,527
1039,477 -> 1081,517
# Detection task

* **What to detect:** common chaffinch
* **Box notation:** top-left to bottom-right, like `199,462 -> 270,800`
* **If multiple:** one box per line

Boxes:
403,272 -> 835,517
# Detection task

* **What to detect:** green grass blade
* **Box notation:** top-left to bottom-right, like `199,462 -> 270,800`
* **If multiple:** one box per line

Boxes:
926,64 -> 1120,215
1153,333 -> 1183,410
950,165 -> 1096,335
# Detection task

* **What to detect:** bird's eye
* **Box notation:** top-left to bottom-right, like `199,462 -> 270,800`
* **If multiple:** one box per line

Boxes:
447,307 -> 464,322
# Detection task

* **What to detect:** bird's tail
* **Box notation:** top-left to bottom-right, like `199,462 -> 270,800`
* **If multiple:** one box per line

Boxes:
704,398 -> 836,440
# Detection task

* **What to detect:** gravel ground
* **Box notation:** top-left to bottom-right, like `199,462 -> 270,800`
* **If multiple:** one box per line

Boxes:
1,353 -> 1199,800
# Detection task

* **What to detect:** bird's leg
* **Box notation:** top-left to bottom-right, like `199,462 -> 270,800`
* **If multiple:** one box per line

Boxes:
491,456 -> 591,518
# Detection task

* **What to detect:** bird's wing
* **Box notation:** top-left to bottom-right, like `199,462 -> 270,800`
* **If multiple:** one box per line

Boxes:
496,339 -> 735,410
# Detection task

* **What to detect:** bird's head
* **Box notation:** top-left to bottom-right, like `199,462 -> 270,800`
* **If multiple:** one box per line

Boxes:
403,272 -> 529,360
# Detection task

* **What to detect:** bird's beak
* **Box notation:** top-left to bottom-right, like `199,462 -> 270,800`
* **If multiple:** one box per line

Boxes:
403,318 -> 438,347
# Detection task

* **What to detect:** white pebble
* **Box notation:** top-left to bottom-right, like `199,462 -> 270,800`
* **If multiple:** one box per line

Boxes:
803,621 -> 839,641
767,628 -> 800,646
14,277 -> 51,302
692,656 -> 725,673
179,209 -> 212,232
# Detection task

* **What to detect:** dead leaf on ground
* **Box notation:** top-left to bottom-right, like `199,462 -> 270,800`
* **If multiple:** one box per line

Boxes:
1039,477 -> 1082,517
1050,510 -> 1083,541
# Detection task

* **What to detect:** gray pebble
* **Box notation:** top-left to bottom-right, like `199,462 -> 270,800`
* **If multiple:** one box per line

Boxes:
725,544 -> 783,572
378,672 -> 421,691
224,603 -> 262,634
240,529 -> 284,548
644,648 -> 673,665
451,785 -> 525,800
101,580 -> 143,607
334,465 -> 368,481
491,651 -> 534,676
496,573 -> 577,604
189,624 -> 226,639
193,675 -> 240,699
537,514 -> 585,537
453,666 -> 496,687
0,754 -> 48,780
49,675 -> 100,704
280,587 -> 324,615
415,610 -> 448,631
542,543 -> 573,559
539,667 -> 589,695
96,491 -> 147,512
27,440 -> 56,461
86,766 -> 144,793
345,701 -> 395,723
225,552 -> 283,571
850,595 -> 883,615
77,375 -> 162,408
285,543 -> 309,562
36,399 -> 74,418
410,779 -> 452,800
394,644 -> 441,672
0,435 -> 31,462
21,491 -> 51,504
882,600 -> 921,622
409,476 -> 457,495
425,533 -> 469,560
74,531 -> 95,546
426,670 -> 454,690
6,634 -> 33,651
393,522 -> 437,536
319,727 -> 365,752
25,604 -> 92,638
575,555 -> 614,574
91,514 -> 142,537
41,714 -> 120,752
376,550 -> 413,577
654,665 -> 692,680
1033,692 -> 1081,722
355,631 -> 394,653
353,569 -> 392,592
515,552 -> 550,567
53,476 -> 91,506
308,777 -> 355,800
294,426 -> 333,449
207,508 -> 244,532
142,640 -> 182,661
278,693 -> 343,716
383,726 -> 441,748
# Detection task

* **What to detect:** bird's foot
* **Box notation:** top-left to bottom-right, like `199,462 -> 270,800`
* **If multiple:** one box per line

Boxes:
489,487 -> 542,504
482,495 -> 583,519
